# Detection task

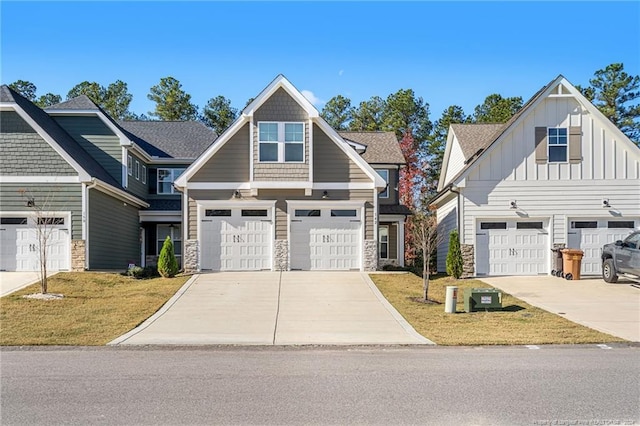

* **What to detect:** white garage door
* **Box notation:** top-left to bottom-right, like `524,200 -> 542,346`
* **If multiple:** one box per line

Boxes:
0,216 -> 70,272
476,220 -> 548,276
200,208 -> 272,271
568,219 -> 637,276
290,208 -> 361,270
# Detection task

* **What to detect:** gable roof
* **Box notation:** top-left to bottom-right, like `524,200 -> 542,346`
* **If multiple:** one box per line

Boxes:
176,75 -> 386,189
430,74 -> 640,206
449,123 -> 504,160
46,95 -> 99,111
0,85 -> 119,187
338,131 -> 406,165
117,121 -> 216,160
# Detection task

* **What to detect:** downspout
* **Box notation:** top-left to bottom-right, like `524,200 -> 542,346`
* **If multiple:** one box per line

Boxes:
84,179 -> 99,270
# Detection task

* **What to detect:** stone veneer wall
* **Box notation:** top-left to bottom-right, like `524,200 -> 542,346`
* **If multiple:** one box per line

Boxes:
461,244 -> 474,278
274,240 -> 289,271
363,240 -> 377,271
184,239 -> 199,273
71,240 -> 85,271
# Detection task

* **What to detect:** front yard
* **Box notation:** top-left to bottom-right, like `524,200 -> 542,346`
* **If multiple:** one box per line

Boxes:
0,272 -> 189,346
369,272 -> 625,345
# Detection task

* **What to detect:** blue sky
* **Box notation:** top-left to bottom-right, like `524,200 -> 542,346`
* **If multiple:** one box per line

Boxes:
2,1 -> 638,121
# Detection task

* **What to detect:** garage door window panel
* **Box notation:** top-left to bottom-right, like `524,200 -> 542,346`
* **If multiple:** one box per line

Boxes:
608,221 -> 635,229
295,209 -> 321,217
481,222 -> 507,230
516,222 -> 543,229
206,209 -> 232,217
571,221 -> 597,229
242,210 -> 268,217
1,218 -> 27,225
331,209 -> 357,217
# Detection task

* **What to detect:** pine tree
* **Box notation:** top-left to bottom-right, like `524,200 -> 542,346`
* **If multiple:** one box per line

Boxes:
445,230 -> 463,279
157,236 -> 179,278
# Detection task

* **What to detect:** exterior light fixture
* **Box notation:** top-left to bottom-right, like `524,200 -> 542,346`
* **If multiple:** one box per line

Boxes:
26,197 -> 35,207
510,200 -> 517,209
322,191 -> 329,199
602,198 -> 610,208
234,190 -> 241,199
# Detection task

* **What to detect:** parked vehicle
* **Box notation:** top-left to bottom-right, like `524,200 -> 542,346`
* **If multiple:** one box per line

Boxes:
601,231 -> 640,283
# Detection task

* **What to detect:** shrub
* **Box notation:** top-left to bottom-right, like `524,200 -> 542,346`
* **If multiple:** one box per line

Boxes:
126,265 -> 159,279
446,229 -> 463,279
157,236 -> 179,278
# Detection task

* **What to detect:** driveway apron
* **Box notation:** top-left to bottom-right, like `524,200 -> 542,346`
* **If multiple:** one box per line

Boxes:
479,276 -> 640,342
110,272 -> 431,346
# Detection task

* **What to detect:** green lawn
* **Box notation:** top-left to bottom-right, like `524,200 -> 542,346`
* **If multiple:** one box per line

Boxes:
0,272 -> 189,346
370,272 -> 626,345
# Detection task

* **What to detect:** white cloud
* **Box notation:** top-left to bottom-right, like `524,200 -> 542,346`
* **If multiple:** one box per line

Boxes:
338,69 -> 344,76
301,90 -> 324,107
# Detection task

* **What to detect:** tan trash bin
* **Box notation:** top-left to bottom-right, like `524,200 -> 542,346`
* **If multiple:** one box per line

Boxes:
560,249 -> 584,280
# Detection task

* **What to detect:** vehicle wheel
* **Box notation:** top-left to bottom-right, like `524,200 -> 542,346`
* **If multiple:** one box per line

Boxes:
551,269 -> 556,276
602,259 -> 618,283
556,271 -> 563,277
565,273 -> 573,280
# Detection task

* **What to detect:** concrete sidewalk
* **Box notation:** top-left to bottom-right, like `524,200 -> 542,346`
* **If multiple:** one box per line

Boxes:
109,272 -> 432,346
479,275 -> 640,342
0,272 -> 59,297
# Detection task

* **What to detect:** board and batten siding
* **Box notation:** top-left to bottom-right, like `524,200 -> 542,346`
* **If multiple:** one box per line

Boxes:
188,189 -> 375,241
0,183 -> 83,239
88,189 -> 140,269
191,123 -> 250,182
1,111 -> 77,176
313,124 -> 370,183
253,88 -> 310,181
443,136 -> 466,187
53,116 -> 123,185
436,195 -> 458,273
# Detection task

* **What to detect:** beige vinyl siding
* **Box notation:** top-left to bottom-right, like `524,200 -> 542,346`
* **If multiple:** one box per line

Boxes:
313,124 -> 370,183
88,189 -> 140,269
188,189 -> 374,240
53,116 -> 123,184
1,111 -> 77,176
192,123 -> 250,182
0,183 -> 82,239
126,152 -> 148,199
253,88 -> 310,181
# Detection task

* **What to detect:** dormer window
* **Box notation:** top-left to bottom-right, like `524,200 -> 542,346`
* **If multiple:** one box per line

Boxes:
258,122 -> 304,163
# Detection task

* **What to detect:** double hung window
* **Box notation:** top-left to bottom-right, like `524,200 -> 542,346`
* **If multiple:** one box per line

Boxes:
258,122 -> 304,162
157,168 -> 185,194
548,128 -> 567,162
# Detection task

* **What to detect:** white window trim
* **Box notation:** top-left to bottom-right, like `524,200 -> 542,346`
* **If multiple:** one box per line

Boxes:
376,169 -> 389,198
127,155 -> 133,176
135,160 -> 140,180
157,224 -> 182,258
142,165 -> 147,184
547,127 -> 568,163
157,168 -> 185,194
258,121 -> 305,163
379,225 -> 389,259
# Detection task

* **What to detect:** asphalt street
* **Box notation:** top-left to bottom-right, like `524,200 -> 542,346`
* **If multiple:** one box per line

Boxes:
1,346 -> 638,425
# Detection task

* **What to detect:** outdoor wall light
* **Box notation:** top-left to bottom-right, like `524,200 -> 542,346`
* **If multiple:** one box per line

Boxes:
602,198 -> 611,208
509,200 -> 517,209
234,190 -> 241,199
322,191 -> 329,199
26,197 -> 35,207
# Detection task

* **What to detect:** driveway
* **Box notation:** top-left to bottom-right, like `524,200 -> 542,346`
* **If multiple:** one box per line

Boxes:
479,276 -> 640,342
109,272 -> 432,346
0,272 -> 58,297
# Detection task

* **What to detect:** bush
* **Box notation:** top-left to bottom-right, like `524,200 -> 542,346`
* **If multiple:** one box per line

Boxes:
157,236 -> 179,278
126,265 -> 159,279
446,229 -> 463,279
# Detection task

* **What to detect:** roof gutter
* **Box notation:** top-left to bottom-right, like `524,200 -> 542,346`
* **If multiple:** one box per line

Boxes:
92,179 -> 150,208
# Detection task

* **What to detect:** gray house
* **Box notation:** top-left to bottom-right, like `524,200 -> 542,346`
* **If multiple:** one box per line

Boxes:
1,77 -> 411,272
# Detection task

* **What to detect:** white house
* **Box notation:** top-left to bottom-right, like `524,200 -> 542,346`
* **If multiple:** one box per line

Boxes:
430,75 -> 640,277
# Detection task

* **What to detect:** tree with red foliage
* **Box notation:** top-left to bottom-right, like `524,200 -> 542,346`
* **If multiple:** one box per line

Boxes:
398,129 -> 424,264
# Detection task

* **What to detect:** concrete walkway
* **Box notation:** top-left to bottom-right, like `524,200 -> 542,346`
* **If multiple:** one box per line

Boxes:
109,272 -> 432,346
0,271 -> 58,297
479,276 -> 640,342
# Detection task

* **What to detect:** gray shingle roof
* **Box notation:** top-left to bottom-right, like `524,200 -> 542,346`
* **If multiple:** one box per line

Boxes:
450,123 -> 504,160
146,199 -> 181,211
45,95 -> 100,111
1,85 -> 119,188
338,131 -> 405,164
380,204 -> 412,215
117,121 -> 216,159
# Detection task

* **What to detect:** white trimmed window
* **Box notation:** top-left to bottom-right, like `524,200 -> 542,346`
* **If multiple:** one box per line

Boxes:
157,168 -> 185,194
379,226 -> 389,259
142,165 -> 147,184
157,224 -> 182,263
258,122 -> 304,162
127,155 -> 133,176
548,128 -> 567,162
376,169 -> 389,198
135,160 -> 140,180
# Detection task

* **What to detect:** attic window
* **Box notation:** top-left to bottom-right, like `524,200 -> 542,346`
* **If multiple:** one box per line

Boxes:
548,128 -> 567,162
258,122 -> 304,163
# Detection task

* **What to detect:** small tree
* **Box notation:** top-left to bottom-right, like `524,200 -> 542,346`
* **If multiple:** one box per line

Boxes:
410,211 -> 443,302
157,236 -> 179,278
446,229 -> 463,279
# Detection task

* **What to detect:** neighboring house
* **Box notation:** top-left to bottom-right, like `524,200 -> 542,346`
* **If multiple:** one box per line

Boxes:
430,75 -> 640,277
174,75 -> 409,272
0,85 -> 215,271
1,75 -> 410,273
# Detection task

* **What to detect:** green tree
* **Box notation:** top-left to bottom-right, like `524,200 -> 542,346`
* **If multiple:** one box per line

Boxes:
382,89 -> 432,143
35,93 -> 62,108
350,96 -> 385,131
321,95 -> 352,130
103,80 -> 134,119
67,81 -> 106,104
424,105 -> 469,198
148,76 -> 197,120
473,94 -> 522,123
201,95 -> 238,135
576,63 -> 640,143
8,80 -> 37,101
157,236 -> 179,278
445,229 -> 463,279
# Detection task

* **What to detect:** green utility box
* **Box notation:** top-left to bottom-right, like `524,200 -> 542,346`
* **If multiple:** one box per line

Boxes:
464,288 -> 502,312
